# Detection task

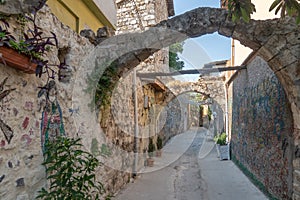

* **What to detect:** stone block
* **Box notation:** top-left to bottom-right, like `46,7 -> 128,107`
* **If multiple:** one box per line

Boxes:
294,183 -> 300,196
0,0 -> 46,15
293,158 -> 300,170
16,194 -> 29,200
16,178 -> 25,187
293,193 -> 300,200
294,170 -> 300,183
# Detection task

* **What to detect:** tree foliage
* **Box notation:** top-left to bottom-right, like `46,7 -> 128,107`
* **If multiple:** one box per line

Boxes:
169,43 -> 185,71
228,0 -> 256,22
227,0 -> 300,23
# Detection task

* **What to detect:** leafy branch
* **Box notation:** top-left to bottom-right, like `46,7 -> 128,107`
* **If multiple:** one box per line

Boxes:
227,0 -> 300,23
227,0 -> 256,22
36,136 -> 105,200
269,0 -> 300,23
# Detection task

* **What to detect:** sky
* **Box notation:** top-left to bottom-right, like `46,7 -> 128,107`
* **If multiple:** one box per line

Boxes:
171,0 -> 231,81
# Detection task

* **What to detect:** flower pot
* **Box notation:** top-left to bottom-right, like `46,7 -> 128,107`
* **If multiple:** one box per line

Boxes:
146,157 -> 154,167
218,143 -> 230,160
156,149 -> 162,157
216,144 -> 220,157
0,46 -> 37,74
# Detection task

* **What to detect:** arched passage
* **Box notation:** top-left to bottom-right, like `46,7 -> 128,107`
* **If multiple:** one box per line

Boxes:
82,7 -> 299,132
163,76 -> 225,110
73,6 -> 299,199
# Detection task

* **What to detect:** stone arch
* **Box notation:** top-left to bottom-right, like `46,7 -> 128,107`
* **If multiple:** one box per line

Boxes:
160,87 -> 225,135
87,7 -> 299,133
159,9 -> 300,138
163,76 -> 225,110
74,6 -> 299,144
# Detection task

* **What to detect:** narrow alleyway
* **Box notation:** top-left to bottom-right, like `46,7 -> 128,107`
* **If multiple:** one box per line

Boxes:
114,128 -> 268,200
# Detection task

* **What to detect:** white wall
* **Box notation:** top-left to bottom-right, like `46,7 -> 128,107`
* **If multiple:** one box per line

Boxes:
233,0 -> 279,65
94,0 -> 117,27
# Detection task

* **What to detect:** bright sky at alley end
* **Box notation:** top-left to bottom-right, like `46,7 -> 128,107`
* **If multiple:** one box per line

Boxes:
172,0 -> 231,63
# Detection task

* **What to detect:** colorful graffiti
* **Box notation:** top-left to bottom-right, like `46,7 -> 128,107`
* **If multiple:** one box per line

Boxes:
40,81 -> 65,151
231,71 -> 293,199
0,77 -> 15,144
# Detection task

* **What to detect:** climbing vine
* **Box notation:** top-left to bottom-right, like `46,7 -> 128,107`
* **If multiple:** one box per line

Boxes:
207,106 -> 212,122
85,61 -> 119,110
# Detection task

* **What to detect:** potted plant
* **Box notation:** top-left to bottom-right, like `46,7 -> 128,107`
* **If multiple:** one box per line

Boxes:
214,132 -> 230,160
147,138 -> 155,167
0,17 -> 37,72
0,7 -> 62,77
156,136 -> 163,157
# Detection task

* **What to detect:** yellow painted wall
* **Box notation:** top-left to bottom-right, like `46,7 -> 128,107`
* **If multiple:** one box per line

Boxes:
47,0 -> 113,33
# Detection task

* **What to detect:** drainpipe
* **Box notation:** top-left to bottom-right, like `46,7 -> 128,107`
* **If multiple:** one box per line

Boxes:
133,68 -> 139,177
231,39 -> 235,66
187,103 -> 190,130
224,83 -> 229,142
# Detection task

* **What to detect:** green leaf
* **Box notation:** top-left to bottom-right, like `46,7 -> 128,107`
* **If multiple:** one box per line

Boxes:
232,13 -> 238,22
296,14 -> 300,23
36,136 -> 104,199
269,0 -> 282,11
241,7 -> 250,22
274,2 -> 283,14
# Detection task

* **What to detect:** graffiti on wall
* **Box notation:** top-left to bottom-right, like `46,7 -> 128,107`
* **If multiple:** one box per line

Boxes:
231,72 -> 293,199
0,77 -> 15,144
40,80 -> 65,151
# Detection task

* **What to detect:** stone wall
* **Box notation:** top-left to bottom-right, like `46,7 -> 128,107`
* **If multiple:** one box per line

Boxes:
0,1 -> 172,197
189,104 -> 200,127
159,95 -> 186,144
97,0 -> 172,173
116,0 -> 168,33
0,5 -> 99,199
210,100 -> 225,136
0,4 -> 141,198
230,56 -> 294,199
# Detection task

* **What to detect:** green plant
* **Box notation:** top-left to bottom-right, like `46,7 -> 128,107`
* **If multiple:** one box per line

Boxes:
0,2 -> 62,77
157,136 -> 163,150
169,42 -> 184,71
270,0 -> 300,23
227,0 -> 300,24
148,138 -> 155,157
0,17 -> 15,47
85,61 -> 119,110
228,0 -> 256,22
214,133 -> 227,145
36,136 -> 105,200
207,106 -> 212,122
105,194 -> 114,200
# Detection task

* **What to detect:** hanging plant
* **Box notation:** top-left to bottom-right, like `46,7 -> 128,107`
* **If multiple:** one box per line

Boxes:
0,1 -> 65,82
0,1 -> 69,102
